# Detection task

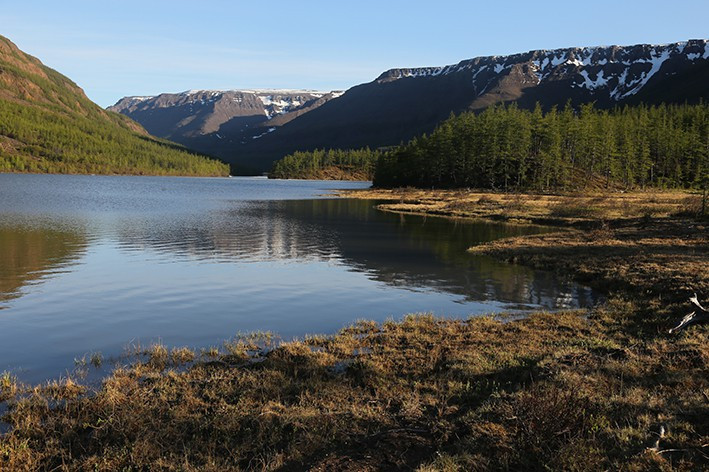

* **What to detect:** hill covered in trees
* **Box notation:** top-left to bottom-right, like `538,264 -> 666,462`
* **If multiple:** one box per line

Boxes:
0,35 -> 228,176
269,147 -> 381,180
374,103 -> 708,190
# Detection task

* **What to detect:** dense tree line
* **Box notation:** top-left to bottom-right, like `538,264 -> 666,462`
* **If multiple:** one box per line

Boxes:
374,103 -> 709,190
270,147 -> 382,180
0,99 -> 229,176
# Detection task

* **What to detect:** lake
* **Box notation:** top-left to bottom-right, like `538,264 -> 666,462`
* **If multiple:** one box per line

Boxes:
0,174 -> 597,384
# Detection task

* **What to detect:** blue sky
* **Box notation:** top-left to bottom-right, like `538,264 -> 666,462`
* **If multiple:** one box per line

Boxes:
2,0 -> 707,107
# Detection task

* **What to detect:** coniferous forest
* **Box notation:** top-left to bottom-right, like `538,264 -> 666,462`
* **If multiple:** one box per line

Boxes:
0,99 -> 229,176
269,147 -> 381,180
0,35 -> 228,176
374,103 -> 709,190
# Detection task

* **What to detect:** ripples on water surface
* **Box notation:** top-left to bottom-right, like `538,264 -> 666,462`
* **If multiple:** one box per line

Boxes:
0,174 -> 597,383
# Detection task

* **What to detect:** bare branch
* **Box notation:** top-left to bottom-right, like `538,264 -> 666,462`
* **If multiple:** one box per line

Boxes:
670,311 -> 697,334
646,424 -> 666,452
689,293 -> 708,313
669,294 -> 709,334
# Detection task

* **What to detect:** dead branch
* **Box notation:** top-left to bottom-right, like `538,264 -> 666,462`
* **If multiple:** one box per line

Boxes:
647,424 -> 667,452
669,293 -> 709,334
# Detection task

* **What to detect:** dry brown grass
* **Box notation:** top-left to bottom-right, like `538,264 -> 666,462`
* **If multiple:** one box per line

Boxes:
1,303 -> 706,470
469,218 -> 708,300
337,188 -> 701,226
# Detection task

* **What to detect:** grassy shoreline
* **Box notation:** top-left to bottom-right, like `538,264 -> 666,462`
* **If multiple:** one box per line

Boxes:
1,189 -> 708,470
335,188 -> 702,226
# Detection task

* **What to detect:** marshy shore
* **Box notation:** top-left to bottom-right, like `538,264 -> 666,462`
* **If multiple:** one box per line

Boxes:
1,189 -> 707,471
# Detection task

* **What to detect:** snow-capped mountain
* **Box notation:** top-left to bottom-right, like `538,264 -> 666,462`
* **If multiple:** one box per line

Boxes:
375,39 -> 708,106
109,40 -> 708,173
108,89 -> 342,154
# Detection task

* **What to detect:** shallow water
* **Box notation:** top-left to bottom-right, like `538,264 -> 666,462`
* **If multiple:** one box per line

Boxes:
0,174 -> 597,383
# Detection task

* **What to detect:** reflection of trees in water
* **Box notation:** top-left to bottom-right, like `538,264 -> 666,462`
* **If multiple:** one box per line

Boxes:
0,226 -> 87,305
114,202 -> 341,263
114,199 -> 595,309
279,200 -> 594,308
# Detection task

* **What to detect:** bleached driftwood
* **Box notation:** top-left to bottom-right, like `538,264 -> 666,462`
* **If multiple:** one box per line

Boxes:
669,294 -> 709,334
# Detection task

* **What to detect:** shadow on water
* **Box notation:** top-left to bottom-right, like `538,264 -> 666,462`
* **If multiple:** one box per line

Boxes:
263,199 -> 595,308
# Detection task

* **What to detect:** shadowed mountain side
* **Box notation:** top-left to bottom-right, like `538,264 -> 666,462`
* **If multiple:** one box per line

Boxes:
232,74 -> 481,172
625,58 -> 709,105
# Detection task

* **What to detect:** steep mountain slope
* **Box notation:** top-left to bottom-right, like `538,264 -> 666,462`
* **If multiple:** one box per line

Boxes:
0,35 -> 228,176
112,40 -> 709,173
109,89 -> 342,160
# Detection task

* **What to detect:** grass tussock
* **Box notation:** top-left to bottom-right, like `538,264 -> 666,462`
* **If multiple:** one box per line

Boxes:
1,190 -> 708,470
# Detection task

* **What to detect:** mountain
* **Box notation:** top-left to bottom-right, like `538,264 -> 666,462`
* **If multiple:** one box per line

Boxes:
108,89 -> 342,163
111,40 -> 709,173
0,35 -> 228,176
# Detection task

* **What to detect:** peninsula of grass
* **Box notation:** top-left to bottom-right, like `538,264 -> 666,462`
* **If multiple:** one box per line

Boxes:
336,187 -> 702,226
1,191 -> 707,471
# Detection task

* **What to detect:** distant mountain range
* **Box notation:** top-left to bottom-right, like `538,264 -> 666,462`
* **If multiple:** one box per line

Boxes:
108,90 -> 343,160
113,39 -> 709,174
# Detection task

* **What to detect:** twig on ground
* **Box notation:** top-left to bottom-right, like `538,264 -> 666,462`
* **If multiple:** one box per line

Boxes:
669,293 -> 709,334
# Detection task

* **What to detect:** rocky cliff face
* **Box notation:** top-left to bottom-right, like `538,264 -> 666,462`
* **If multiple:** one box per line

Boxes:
110,40 -> 709,173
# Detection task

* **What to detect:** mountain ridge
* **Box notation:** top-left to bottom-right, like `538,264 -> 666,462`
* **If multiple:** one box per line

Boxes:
110,39 -> 709,173
108,89 -> 344,161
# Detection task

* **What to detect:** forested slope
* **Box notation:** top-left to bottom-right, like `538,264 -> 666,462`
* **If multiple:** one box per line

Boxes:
0,35 -> 228,176
270,147 -> 381,180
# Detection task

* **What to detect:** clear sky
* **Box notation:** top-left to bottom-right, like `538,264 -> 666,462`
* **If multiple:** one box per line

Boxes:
2,0 -> 707,107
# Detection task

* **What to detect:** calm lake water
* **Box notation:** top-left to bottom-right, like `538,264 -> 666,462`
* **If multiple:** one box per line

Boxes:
0,174 -> 596,383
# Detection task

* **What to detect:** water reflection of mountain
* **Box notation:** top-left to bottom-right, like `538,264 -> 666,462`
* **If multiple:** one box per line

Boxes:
0,226 -> 87,306
116,199 -> 595,309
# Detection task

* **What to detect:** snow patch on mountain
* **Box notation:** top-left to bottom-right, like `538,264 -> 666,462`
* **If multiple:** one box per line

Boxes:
376,39 -> 707,102
619,48 -> 672,98
551,54 -> 567,66
579,70 -> 608,90
258,94 -> 320,118
251,127 -> 277,140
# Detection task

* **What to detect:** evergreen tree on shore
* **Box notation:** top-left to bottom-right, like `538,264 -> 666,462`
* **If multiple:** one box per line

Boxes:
374,102 -> 708,190
270,147 -> 382,180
